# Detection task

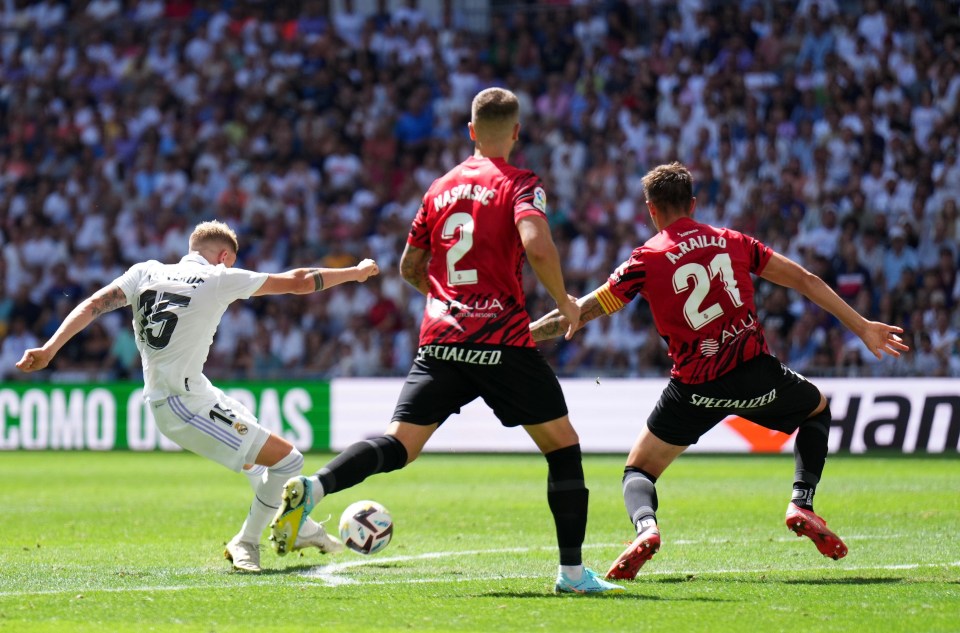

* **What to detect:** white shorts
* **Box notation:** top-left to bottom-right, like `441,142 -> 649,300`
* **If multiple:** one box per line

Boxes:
150,387 -> 271,472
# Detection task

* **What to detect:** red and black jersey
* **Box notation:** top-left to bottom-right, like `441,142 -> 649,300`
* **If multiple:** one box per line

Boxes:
407,156 -> 547,347
596,217 -> 773,384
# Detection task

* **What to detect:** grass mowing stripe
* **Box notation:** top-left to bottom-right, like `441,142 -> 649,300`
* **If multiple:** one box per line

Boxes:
2,452 -> 956,633
2,560 -> 956,596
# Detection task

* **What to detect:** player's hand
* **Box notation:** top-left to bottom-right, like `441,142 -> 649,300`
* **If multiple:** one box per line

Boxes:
860,321 -> 909,360
16,347 -> 54,373
557,295 -> 581,341
356,259 -> 380,282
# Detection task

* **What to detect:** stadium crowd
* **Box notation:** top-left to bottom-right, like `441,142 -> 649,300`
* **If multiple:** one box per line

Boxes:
1,0 -> 959,383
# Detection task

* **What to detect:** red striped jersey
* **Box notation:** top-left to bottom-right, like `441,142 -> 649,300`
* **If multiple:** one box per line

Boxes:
407,156 -> 547,347
595,217 -> 773,384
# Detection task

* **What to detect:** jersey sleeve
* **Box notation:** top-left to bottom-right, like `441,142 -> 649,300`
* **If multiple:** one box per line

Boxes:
513,173 -> 548,223
112,262 -> 151,304
601,247 -> 647,313
215,267 -> 268,303
406,196 -> 431,249
739,232 -> 773,274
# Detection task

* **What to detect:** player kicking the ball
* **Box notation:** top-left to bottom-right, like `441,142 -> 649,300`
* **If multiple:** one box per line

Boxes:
16,220 -> 379,573
530,162 -> 909,580
271,87 -> 623,595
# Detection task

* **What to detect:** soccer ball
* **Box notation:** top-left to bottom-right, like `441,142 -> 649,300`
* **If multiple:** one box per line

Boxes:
339,500 -> 393,555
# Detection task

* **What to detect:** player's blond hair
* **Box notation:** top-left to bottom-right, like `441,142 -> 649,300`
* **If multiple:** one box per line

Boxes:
642,162 -> 694,213
471,88 -> 519,138
189,220 -> 239,253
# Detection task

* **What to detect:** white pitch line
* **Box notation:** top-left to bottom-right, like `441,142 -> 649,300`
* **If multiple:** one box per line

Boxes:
315,560 -> 960,587
0,539 -> 954,597
302,532 -> 909,576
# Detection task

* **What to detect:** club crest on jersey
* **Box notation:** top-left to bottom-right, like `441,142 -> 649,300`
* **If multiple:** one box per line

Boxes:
234,423 -> 248,435
533,187 -> 547,212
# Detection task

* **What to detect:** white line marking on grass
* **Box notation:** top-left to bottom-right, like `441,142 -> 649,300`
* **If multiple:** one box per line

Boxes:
0,539 -> 954,597
301,534 -> 909,579
304,558 -> 960,587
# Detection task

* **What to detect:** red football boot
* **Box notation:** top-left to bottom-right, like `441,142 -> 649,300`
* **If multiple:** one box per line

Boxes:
605,523 -> 661,580
785,502 -> 848,560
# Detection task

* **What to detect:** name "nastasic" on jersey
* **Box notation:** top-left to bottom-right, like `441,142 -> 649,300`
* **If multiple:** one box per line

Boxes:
434,184 -> 496,210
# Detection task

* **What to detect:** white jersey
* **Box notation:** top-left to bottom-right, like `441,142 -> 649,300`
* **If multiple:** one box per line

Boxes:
113,253 -> 267,401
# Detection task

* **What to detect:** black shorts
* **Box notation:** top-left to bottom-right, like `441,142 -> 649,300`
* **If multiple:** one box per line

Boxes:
647,353 -> 822,446
392,344 -> 568,427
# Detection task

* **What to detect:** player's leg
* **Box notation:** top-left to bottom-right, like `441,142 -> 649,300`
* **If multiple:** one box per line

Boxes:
270,353 -> 469,554
226,433 -> 306,571
234,432 -> 345,561
524,417 -> 622,594
303,421 -> 435,508
269,426 -> 427,555
743,357 -> 847,560
605,424 -> 687,580
152,392 -> 301,571
792,395 -> 830,511
786,395 -> 848,560
483,347 -> 620,594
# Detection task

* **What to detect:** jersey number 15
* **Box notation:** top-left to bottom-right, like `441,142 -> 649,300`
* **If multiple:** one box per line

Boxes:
137,290 -> 192,350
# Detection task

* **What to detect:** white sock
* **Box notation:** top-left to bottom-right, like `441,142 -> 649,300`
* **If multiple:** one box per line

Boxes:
236,450 -> 305,544
299,517 -> 320,538
560,564 -> 584,581
306,475 -> 324,506
243,464 -> 268,492
636,517 -> 658,533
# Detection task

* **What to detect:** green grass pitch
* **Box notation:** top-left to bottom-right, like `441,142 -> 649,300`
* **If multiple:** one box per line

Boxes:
1,451 -> 957,632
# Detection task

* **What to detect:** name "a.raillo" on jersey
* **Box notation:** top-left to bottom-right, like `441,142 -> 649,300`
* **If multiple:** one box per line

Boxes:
434,184 -> 496,210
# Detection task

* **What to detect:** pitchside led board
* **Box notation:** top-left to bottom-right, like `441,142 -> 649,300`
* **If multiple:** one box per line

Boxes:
0,379 -> 957,454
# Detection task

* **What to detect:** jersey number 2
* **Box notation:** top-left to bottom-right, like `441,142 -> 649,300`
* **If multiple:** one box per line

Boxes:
672,253 -> 743,330
137,290 -> 192,350
442,212 -> 478,285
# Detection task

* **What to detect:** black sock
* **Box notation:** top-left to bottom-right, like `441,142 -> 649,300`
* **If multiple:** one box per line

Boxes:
792,410 -> 830,511
545,444 -> 588,567
622,467 -> 659,531
317,435 -> 408,496
791,483 -> 816,510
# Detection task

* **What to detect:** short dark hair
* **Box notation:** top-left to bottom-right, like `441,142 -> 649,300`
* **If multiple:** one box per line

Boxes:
642,162 -> 693,213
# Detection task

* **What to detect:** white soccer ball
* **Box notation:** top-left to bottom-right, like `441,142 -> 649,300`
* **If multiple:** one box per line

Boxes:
339,500 -> 393,555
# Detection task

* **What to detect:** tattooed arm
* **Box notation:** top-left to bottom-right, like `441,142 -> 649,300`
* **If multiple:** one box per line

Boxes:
529,284 -> 623,342
399,243 -> 431,296
17,285 -> 129,373
252,259 -> 379,296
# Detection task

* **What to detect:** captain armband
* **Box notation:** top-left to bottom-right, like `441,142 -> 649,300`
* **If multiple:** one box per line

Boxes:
594,282 -> 626,315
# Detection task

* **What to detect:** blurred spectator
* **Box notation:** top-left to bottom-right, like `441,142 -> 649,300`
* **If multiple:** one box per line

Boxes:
1,0 -> 957,381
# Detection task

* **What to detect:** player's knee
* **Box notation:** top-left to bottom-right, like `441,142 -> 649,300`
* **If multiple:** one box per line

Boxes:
270,446 -> 304,476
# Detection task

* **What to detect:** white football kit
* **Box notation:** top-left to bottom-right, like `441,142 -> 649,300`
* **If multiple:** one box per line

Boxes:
114,253 -> 270,471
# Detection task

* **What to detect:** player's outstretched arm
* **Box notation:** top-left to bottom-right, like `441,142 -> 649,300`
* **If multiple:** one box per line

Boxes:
518,216 -> 580,340
759,251 -> 910,360
17,284 -> 129,373
252,259 -> 379,296
530,283 -> 622,342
